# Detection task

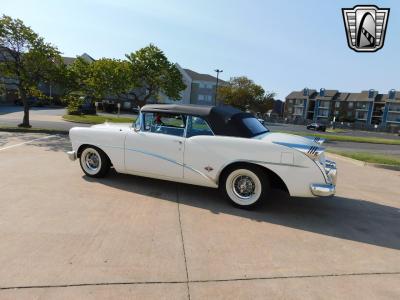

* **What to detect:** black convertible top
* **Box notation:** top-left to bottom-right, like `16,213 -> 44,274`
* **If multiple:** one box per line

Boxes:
141,104 -> 267,138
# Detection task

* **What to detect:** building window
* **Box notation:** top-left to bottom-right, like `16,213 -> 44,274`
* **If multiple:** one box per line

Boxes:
319,100 -> 330,108
348,102 -> 354,109
294,107 -> 303,115
356,102 -> 368,110
198,95 -> 204,101
318,109 -> 329,117
389,104 -> 400,112
335,102 -> 340,108
356,111 -> 367,120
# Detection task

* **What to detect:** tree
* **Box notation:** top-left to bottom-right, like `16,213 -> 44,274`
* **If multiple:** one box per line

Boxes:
0,15 -> 63,127
86,58 -> 131,100
126,44 -> 186,106
218,76 -> 275,114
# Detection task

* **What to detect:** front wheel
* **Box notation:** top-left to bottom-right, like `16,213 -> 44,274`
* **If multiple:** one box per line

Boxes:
221,166 -> 269,208
79,146 -> 110,178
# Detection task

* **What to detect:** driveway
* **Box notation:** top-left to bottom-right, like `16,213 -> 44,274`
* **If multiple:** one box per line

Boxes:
0,132 -> 399,299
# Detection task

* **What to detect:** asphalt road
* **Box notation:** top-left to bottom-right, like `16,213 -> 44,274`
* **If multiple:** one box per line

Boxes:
0,132 -> 399,299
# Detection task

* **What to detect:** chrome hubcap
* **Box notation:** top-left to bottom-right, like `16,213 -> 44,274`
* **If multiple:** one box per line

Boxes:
232,175 -> 255,199
85,152 -> 100,171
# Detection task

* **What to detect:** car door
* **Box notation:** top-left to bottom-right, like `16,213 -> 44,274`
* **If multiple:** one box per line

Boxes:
124,112 -> 185,179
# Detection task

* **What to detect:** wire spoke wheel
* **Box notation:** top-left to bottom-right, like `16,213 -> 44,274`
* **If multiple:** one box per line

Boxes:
224,168 -> 264,207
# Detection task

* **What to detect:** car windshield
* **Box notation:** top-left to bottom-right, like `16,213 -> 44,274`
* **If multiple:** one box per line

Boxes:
241,117 -> 269,137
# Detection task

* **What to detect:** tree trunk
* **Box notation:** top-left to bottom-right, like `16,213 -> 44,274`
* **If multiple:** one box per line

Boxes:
18,89 -> 31,128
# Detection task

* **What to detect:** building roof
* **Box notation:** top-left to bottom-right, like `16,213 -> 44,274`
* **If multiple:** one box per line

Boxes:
183,69 -> 227,84
316,89 -> 338,100
62,57 -> 76,65
334,92 -> 350,101
62,53 -> 95,66
141,104 -> 265,138
285,89 -> 317,100
345,92 -> 372,101
381,91 -> 400,101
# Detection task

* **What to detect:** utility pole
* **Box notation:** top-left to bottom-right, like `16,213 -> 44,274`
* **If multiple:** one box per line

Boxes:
214,69 -> 223,106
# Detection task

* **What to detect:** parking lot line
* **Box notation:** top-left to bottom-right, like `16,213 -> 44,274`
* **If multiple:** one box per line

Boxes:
0,134 -> 57,151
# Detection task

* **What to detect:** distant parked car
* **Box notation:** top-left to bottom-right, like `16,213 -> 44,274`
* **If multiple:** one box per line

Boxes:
79,97 -> 96,115
307,123 -> 326,132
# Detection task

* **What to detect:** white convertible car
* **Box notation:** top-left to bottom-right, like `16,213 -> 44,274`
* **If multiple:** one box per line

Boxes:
68,104 -> 337,208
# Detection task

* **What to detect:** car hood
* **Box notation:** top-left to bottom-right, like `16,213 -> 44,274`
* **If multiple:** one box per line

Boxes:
255,132 -> 319,147
90,122 -> 132,130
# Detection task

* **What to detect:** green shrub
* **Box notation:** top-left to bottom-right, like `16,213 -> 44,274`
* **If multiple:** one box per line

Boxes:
64,95 -> 84,115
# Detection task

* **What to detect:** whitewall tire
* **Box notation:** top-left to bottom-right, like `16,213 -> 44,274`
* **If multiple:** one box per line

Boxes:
79,146 -> 110,178
221,166 -> 269,208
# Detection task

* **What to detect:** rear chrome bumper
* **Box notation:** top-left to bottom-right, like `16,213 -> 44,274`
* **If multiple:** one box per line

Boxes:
311,159 -> 337,197
67,150 -> 77,161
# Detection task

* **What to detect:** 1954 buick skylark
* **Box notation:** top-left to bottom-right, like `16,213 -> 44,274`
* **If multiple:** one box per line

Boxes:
67,104 -> 337,208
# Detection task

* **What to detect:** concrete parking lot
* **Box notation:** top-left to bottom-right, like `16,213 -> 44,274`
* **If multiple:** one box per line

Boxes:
0,132 -> 399,299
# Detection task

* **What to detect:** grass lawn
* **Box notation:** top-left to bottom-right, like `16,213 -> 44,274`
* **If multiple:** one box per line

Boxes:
325,128 -> 347,133
328,150 -> 400,167
277,131 -> 400,145
63,114 -> 135,124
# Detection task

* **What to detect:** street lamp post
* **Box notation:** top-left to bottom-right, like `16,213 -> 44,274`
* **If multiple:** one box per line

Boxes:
214,69 -> 223,106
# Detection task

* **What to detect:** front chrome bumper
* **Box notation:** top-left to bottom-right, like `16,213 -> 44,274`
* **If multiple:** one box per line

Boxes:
310,183 -> 336,196
311,159 -> 337,196
67,150 -> 77,161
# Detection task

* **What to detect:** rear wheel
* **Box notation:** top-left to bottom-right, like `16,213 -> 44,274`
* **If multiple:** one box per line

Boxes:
79,146 -> 110,178
221,166 -> 269,208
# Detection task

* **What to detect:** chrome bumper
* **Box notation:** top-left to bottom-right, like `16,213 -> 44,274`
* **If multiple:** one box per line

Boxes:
310,183 -> 336,196
311,159 -> 337,196
67,150 -> 77,161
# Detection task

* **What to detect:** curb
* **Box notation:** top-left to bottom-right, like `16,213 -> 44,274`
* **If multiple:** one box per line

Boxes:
327,153 -> 400,171
61,117 -> 95,125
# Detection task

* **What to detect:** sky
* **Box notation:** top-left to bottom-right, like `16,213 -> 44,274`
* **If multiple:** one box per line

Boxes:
2,0 -> 399,99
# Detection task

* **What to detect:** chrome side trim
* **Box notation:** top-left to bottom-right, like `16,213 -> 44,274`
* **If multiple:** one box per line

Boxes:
124,147 -> 216,185
310,183 -> 336,196
67,150 -> 77,161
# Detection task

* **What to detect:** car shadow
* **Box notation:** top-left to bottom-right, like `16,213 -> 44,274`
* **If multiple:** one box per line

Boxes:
83,170 -> 400,251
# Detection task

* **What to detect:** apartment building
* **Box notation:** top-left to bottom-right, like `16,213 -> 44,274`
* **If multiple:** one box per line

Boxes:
285,88 -> 400,129
158,64 -> 227,106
